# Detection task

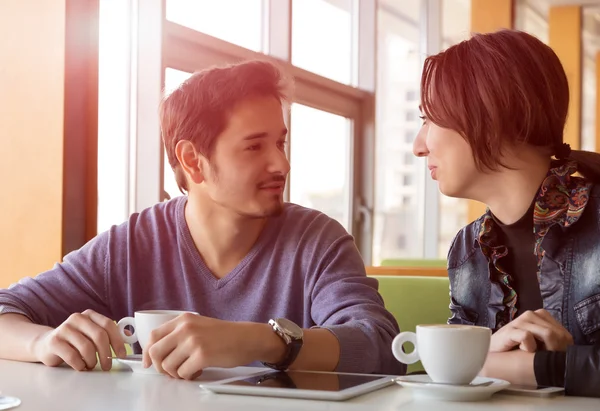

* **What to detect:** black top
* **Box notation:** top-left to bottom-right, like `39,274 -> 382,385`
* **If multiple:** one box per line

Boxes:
491,204 -> 565,388
491,203 -> 543,316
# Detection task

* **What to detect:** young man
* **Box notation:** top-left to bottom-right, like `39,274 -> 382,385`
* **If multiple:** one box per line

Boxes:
0,60 -> 405,379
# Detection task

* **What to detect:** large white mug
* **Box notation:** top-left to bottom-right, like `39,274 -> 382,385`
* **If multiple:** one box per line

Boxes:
392,324 -> 491,385
117,310 -> 197,350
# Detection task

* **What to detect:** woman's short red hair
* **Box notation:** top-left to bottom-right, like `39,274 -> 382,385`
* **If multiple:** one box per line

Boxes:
420,29 -> 569,171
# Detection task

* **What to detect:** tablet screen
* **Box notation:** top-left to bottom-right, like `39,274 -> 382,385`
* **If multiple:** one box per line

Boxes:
223,371 -> 386,392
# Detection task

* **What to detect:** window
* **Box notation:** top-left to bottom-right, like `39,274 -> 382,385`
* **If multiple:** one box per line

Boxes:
404,152 -> 413,165
441,0 -> 471,48
289,104 -> 352,231
405,90 -> 418,101
405,111 -> 418,122
97,0 -> 132,233
164,67 -> 193,95
515,0 -> 548,44
292,0 -> 354,85
165,0 -> 264,51
374,1 -> 423,262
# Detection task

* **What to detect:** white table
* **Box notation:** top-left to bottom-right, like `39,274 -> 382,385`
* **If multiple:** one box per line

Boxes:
0,359 -> 598,410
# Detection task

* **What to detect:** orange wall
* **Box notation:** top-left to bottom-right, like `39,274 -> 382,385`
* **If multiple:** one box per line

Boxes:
549,6 -> 582,151
0,0 -> 67,287
471,0 -> 514,34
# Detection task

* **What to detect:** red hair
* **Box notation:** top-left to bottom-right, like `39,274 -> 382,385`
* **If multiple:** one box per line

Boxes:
160,60 -> 293,192
420,29 -> 569,171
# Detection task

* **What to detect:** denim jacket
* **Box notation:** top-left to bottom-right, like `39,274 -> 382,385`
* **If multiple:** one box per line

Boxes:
447,163 -> 600,397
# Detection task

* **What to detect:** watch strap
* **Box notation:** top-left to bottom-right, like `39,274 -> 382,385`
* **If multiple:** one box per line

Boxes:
262,323 -> 303,371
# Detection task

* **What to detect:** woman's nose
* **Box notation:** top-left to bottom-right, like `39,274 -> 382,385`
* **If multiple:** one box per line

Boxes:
413,128 -> 429,157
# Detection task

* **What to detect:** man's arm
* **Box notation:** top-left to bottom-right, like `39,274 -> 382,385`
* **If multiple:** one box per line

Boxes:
0,310 -> 126,370
0,231 -> 112,327
142,315 -> 366,380
0,314 -> 53,362
0,229 -> 125,368
307,234 -> 405,375
246,323 -> 340,372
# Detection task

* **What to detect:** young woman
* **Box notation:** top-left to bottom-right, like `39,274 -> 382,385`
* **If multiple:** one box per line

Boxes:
414,29 -> 600,397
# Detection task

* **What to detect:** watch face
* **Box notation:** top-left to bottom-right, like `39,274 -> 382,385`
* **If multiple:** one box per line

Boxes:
276,318 -> 304,339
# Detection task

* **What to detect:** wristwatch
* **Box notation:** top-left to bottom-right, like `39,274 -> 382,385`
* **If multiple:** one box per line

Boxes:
262,318 -> 304,371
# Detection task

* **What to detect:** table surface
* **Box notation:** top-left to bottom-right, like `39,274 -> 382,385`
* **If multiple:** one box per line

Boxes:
0,359 -> 599,410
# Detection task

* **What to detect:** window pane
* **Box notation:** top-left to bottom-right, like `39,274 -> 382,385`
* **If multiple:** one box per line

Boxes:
164,67 -> 193,95
292,0 -> 354,85
166,0 -> 264,52
441,0 -> 471,49
290,104 -> 352,231
163,68 -> 193,201
97,0 -> 131,233
515,0 -> 549,44
374,2 -> 422,263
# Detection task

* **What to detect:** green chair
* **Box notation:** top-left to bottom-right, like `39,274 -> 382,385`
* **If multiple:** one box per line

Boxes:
370,275 -> 451,374
380,259 -> 447,268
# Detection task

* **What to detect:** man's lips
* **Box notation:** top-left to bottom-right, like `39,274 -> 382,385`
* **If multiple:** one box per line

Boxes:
259,183 -> 285,191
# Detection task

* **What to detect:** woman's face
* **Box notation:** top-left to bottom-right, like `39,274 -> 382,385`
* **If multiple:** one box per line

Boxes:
413,116 -> 479,199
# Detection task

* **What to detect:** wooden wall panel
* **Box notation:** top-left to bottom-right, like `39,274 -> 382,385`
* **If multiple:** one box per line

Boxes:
549,6 -> 582,151
0,0 -> 67,287
0,0 -> 99,288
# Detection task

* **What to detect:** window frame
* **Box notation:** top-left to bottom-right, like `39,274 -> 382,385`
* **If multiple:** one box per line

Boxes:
128,0 -> 448,264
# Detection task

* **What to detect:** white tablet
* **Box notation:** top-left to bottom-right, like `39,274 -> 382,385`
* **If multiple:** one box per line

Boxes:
500,384 -> 565,398
199,369 -> 395,401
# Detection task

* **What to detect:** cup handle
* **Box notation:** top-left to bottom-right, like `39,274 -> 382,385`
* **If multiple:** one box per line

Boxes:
391,331 -> 420,364
117,317 -> 138,345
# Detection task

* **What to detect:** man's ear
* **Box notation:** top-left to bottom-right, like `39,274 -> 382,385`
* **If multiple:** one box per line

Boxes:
175,140 -> 205,185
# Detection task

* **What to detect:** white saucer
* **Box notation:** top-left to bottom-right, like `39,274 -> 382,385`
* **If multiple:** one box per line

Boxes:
114,354 -> 162,375
0,395 -> 21,411
394,375 -> 510,402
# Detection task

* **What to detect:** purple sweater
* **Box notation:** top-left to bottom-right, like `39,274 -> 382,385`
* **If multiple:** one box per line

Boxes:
0,197 -> 405,375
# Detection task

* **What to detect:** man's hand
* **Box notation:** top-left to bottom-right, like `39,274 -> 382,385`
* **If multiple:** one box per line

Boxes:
490,309 -> 573,353
31,309 -> 127,371
142,313 -> 283,380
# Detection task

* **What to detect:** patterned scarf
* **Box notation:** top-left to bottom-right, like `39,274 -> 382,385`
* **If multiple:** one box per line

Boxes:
477,161 -> 592,329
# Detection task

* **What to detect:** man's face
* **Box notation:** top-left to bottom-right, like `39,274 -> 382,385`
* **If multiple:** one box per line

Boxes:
199,95 -> 290,218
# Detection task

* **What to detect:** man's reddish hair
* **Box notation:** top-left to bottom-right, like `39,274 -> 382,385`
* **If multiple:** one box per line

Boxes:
160,60 -> 293,192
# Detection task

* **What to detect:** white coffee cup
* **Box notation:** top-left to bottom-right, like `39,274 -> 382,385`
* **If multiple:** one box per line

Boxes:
117,310 -> 197,349
392,324 -> 491,385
